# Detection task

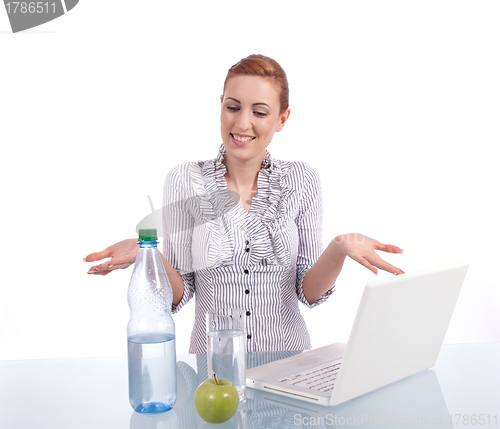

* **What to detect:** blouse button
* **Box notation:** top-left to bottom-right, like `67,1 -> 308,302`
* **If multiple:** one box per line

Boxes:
247,334 -> 252,339
244,269 -> 249,274
245,248 -> 250,253
246,311 -> 251,316
245,289 -> 250,294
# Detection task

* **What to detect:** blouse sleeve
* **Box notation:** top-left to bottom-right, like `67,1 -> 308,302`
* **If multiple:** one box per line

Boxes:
294,164 -> 335,308
162,165 -> 196,314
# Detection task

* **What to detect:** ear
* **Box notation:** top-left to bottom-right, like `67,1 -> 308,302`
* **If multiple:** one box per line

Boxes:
276,108 -> 291,132
220,94 -> 223,103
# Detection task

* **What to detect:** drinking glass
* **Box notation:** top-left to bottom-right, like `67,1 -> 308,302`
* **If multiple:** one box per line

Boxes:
207,308 -> 246,401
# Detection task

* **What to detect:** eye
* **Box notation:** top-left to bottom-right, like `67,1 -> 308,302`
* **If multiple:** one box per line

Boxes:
226,105 -> 239,112
253,110 -> 268,117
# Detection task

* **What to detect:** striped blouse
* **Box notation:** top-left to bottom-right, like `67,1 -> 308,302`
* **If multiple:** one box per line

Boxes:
162,145 -> 334,353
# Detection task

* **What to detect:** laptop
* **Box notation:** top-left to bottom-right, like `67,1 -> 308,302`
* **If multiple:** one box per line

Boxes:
246,261 -> 469,406
246,369 -> 452,428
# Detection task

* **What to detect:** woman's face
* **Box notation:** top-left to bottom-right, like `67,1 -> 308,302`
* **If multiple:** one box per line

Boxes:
220,75 -> 290,165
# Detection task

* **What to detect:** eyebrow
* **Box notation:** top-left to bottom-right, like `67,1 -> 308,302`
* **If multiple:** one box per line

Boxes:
226,97 -> 270,108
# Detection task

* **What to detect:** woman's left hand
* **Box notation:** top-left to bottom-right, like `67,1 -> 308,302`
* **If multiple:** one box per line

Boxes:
333,233 -> 405,276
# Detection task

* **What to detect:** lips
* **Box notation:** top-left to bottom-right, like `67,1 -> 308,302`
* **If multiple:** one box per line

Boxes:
231,133 -> 255,147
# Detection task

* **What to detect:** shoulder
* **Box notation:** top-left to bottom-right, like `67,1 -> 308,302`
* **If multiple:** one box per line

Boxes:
164,159 -> 213,186
273,159 -> 321,188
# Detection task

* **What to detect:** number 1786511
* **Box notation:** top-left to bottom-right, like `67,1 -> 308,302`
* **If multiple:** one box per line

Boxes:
451,414 -> 498,426
5,2 -> 57,14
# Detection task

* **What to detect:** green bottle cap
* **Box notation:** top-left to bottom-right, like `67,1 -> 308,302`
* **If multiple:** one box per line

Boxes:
138,229 -> 158,241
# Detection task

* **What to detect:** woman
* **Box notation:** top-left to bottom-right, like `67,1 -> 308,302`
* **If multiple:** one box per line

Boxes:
84,54 -> 404,353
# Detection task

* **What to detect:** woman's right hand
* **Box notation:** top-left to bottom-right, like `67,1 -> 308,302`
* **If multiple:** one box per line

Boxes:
84,238 -> 139,275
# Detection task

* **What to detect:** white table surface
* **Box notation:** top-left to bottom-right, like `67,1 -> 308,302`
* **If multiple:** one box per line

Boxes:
0,343 -> 498,428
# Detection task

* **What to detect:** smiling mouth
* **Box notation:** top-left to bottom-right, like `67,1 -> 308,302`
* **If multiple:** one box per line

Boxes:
231,133 -> 255,143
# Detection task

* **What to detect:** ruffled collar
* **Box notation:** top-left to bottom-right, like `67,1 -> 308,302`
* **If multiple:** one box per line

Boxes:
214,144 -> 273,172
211,143 -> 293,219
195,143 -> 295,266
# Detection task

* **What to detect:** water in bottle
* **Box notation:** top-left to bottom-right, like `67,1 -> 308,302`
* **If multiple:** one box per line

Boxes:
127,229 -> 177,413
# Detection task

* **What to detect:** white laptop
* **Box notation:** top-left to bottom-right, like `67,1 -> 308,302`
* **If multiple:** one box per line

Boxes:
246,261 -> 469,406
246,369 -> 452,428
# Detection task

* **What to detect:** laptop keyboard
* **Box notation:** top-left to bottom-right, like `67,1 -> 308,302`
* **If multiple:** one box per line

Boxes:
277,359 -> 342,392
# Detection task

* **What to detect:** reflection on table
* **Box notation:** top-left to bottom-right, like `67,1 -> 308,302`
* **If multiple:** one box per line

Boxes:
1,344 -> 499,429
137,351 -> 452,429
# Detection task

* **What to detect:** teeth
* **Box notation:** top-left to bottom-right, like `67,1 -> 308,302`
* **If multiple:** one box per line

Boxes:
233,134 -> 253,142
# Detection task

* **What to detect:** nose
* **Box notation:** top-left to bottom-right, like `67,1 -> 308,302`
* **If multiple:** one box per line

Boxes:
236,108 -> 252,132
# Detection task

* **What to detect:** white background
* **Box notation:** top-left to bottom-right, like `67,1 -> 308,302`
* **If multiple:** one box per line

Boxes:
1,1 -> 499,360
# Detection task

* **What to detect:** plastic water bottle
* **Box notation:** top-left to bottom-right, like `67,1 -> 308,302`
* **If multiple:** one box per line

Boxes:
127,229 -> 177,413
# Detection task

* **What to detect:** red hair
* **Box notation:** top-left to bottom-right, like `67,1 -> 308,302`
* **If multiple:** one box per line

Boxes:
223,54 -> 289,114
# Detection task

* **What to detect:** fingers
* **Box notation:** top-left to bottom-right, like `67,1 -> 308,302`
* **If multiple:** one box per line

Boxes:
85,256 -> 111,274
351,254 -> 379,276
84,248 -> 113,263
87,263 -> 112,274
364,252 -> 405,276
87,252 -> 135,274
374,244 -> 405,275
87,262 -> 132,275
339,234 -> 405,276
376,260 -> 405,276
106,252 -> 136,269
376,242 -> 404,255
89,268 -> 112,276
350,253 -> 405,277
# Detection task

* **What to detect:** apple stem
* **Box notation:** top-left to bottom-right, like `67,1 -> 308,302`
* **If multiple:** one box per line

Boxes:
213,373 -> 219,385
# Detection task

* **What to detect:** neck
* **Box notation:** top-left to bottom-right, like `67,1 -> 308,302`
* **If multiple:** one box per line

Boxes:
222,152 -> 266,190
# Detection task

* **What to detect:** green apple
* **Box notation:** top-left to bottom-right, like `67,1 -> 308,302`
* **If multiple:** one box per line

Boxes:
194,375 -> 239,424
